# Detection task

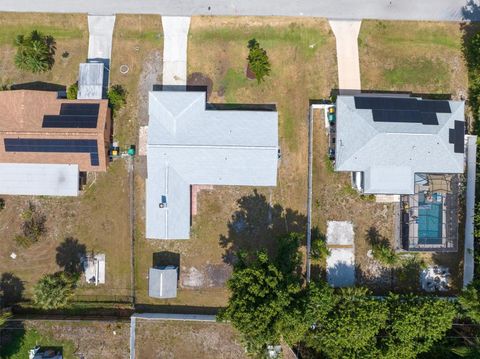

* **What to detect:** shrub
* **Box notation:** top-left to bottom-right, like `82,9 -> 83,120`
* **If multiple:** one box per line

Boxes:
14,30 -> 56,73
13,203 -> 46,248
0,198 -> 4,210
33,272 -> 77,310
247,39 -> 271,83
107,84 -> 127,114
371,241 -> 400,267
311,234 -> 330,261
66,82 -> 78,100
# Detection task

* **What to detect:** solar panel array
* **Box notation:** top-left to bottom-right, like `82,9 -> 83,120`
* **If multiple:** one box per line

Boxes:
42,103 -> 100,129
354,96 -> 451,125
4,138 -> 100,166
449,120 -> 465,154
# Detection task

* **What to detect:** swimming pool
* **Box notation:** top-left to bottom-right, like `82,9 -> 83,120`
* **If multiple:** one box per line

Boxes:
417,196 -> 443,245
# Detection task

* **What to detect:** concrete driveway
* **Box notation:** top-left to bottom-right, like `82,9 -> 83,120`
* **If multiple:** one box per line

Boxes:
0,0 -> 475,22
161,16 -> 190,87
329,20 -> 362,93
88,15 -> 116,65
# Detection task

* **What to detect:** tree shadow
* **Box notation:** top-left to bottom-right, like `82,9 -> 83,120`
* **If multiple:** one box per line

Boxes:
55,237 -> 87,275
219,189 -> 307,264
0,320 -> 25,358
365,226 -> 391,248
0,273 -> 24,306
326,262 -> 358,288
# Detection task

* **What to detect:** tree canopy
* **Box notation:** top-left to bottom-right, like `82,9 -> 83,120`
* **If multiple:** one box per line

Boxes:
33,272 -> 76,310
14,30 -> 55,73
247,39 -> 271,83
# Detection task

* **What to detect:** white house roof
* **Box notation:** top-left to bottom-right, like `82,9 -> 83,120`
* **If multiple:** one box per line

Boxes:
146,91 -> 278,239
0,163 -> 78,196
78,63 -> 104,100
335,94 -> 465,194
149,266 -> 178,299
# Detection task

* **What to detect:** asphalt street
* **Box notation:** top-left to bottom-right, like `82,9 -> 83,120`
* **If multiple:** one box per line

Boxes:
0,0 -> 479,21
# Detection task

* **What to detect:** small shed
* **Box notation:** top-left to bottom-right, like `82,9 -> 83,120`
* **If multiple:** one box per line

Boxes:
78,62 -> 104,100
149,266 -> 178,299
82,253 -> 105,285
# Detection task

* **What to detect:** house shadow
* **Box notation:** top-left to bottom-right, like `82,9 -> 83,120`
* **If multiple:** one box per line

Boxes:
152,251 -> 180,268
0,273 -> 24,306
11,81 -> 66,92
55,237 -> 87,275
219,189 -> 307,265
152,84 -> 276,111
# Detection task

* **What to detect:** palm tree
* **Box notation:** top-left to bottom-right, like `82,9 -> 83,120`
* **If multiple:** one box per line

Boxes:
14,30 -> 56,73
33,272 -> 76,310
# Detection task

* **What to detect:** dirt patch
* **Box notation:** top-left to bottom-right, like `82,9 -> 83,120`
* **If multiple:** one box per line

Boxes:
187,72 -> 213,99
135,320 -> 246,359
137,50 -> 163,126
181,263 -> 232,288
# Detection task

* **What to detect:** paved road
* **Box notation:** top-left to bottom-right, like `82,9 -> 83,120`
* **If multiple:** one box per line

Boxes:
0,0 -> 479,21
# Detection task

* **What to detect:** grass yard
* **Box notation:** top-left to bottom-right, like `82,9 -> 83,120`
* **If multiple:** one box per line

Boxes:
0,13 -> 87,89
359,21 -> 468,98
134,16 -> 340,306
109,15 -> 163,147
135,320 -> 246,359
0,160 -> 132,303
0,320 -> 129,358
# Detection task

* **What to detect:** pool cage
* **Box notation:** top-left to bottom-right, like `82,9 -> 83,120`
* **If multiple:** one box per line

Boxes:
400,174 -> 459,252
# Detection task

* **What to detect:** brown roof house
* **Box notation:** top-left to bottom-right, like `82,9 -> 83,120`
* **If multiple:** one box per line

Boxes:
0,90 -> 111,196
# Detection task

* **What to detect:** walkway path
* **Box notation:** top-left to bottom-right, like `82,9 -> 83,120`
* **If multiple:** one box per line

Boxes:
328,20 -> 362,94
463,135 -> 477,288
0,0 -> 476,22
161,16 -> 190,87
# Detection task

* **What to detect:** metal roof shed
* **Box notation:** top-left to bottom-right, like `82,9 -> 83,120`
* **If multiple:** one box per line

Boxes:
78,63 -> 104,100
0,163 -> 79,196
149,266 -> 178,299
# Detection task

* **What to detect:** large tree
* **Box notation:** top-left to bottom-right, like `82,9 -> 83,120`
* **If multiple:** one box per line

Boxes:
305,287 -> 388,359
33,272 -> 76,310
218,233 -> 303,354
459,284 -> 480,324
14,30 -> 55,73
381,294 -> 457,359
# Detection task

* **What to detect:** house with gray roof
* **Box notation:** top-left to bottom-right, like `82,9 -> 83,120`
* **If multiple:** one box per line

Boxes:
335,94 -> 465,195
146,90 -> 278,240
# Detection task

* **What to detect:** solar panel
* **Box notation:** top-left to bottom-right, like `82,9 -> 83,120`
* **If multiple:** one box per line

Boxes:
4,138 -> 100,166
354,96 -> 450,126
42,115 -> 98,128
449,120 -> 465,154
60,103 -> 99,116
41,103 -> 100,129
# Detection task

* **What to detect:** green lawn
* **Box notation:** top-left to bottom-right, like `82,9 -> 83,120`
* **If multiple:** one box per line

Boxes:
0,328 -> 75,359
359,20 -> 467,96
